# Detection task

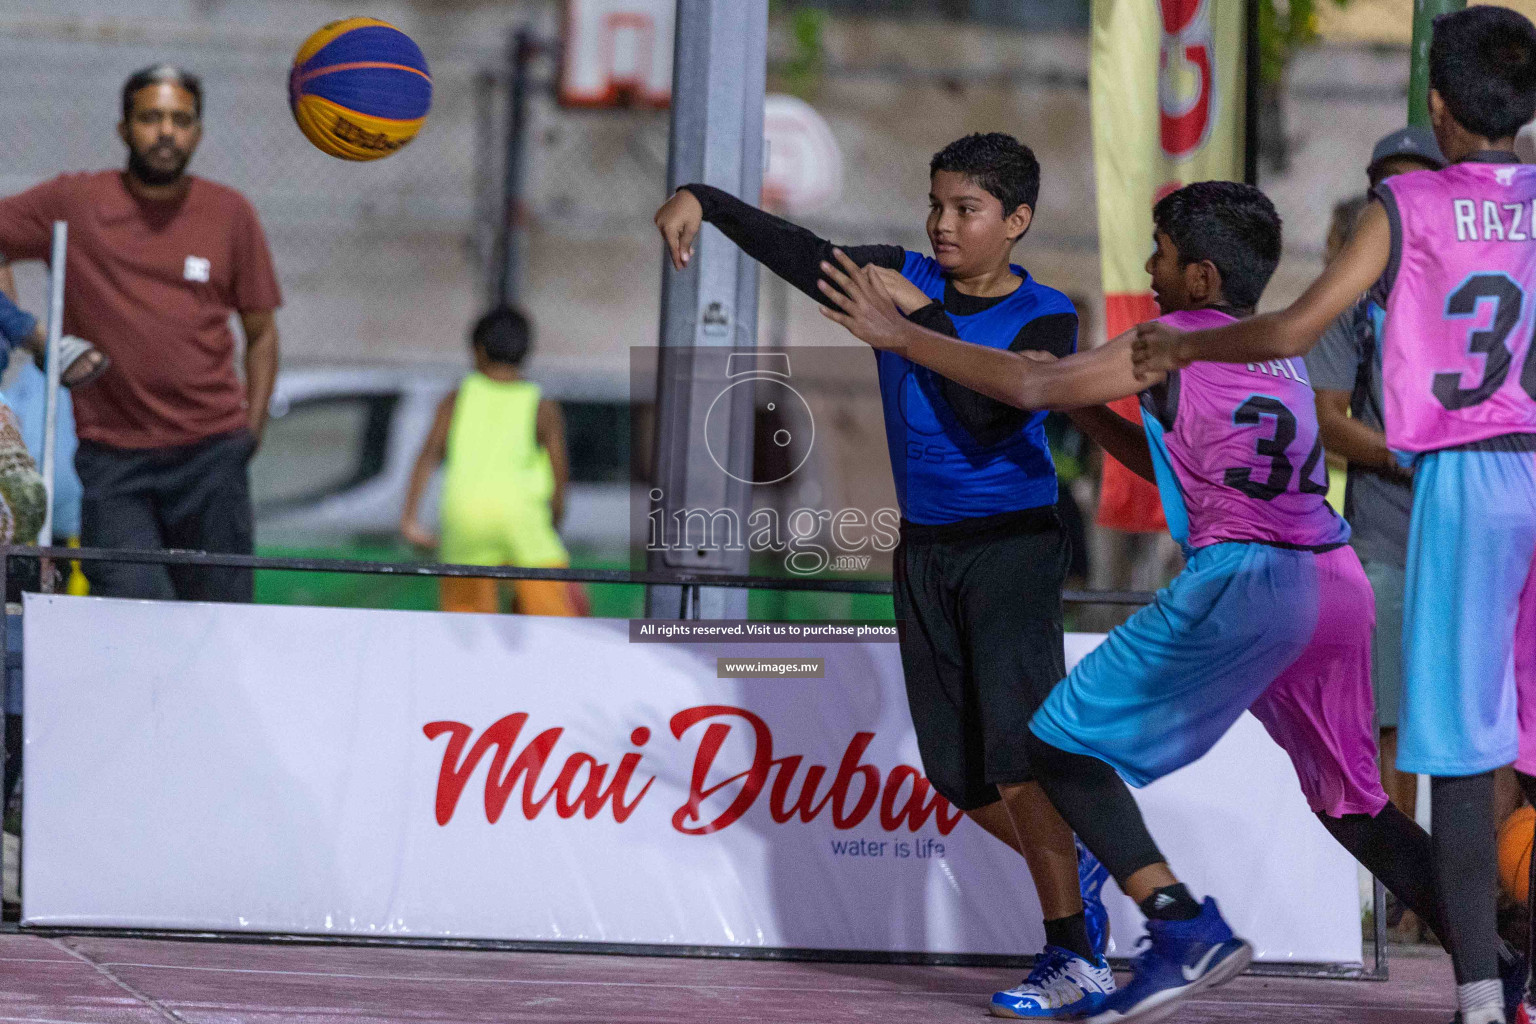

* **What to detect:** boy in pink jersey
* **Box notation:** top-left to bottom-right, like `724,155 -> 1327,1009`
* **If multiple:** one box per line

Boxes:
818,181 -> 1458,1023
1134,10 -> 1536,1023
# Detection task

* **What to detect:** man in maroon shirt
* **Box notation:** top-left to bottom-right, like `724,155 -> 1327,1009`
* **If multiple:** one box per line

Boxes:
0,65 -> 281,602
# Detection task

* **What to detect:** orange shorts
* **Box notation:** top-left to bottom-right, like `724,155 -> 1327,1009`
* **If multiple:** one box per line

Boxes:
438,575 -> 588,616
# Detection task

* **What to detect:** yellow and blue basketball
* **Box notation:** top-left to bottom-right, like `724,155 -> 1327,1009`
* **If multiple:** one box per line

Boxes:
289,17 -> 432,161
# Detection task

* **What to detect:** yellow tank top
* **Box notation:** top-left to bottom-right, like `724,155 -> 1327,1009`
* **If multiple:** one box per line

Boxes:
439,373 -> 566,566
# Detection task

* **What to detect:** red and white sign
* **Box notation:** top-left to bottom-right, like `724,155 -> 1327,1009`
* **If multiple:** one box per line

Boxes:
762,94 -> 843,216
1157,0 -> 1217,160
22,595 -> 1360,963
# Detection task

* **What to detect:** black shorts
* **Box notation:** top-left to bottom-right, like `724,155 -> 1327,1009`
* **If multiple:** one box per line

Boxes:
893,508 -> 1068,811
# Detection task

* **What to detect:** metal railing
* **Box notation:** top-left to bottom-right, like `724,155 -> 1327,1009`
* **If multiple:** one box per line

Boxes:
0,544 -> 1388,981
0,544 -> 1160,601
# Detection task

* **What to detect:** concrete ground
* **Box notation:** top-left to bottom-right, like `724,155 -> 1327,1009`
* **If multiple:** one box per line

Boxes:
0,933 -> 1459,1023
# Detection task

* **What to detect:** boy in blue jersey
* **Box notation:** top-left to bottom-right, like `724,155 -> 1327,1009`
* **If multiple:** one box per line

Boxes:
655,133 -> 1113,1018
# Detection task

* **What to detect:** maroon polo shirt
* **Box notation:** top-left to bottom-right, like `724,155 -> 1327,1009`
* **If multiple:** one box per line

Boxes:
0,171 -> 282,450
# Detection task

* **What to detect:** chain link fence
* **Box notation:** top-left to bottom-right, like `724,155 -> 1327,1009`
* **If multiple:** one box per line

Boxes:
0,17 -> 518,364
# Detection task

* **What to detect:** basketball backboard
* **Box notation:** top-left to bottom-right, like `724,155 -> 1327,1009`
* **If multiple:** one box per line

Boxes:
560,0 -> 674,108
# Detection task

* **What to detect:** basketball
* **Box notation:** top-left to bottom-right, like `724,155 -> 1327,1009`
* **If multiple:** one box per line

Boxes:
288,17 -> 432,161
1500,805 -> 1535,904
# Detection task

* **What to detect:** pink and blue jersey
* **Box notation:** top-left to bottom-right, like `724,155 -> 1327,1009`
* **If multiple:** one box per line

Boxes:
1373,154 -> 1536,777
1030,307 -> 1383,819
1138,308 -> 1350,555
1376,159 -> 1536,453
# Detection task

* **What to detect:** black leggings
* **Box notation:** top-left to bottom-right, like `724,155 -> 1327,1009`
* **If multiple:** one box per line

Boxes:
1431,771 -> 1500,985
1023,731 -> 1166,886
1318,803 -> 1444,942
1025,721 -> 1489,959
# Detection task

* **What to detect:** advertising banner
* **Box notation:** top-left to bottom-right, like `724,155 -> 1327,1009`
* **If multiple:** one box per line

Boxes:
1091,0 -> 1249,531
23,595 -> 1359,963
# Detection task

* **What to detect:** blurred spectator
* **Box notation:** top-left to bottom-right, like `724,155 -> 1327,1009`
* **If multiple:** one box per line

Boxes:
1324,195 -> 1370,265
1,360 -> 82,544
0,290 -> 107,392
0,383 -> 52,828
1315,195 -> 1373,511
0,64 -> 281,602
1302,126 -> 1444,879
400,307 -> 584,616
0,398 -> 49,551
0,289 -> 84,543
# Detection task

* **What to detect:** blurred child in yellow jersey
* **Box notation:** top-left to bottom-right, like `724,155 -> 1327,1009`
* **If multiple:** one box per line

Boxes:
400,307 -> 582,616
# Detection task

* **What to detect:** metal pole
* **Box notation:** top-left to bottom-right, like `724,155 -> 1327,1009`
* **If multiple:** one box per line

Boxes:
1243,0 -> 1260,185
496,26 -> 535,308
645,0 -> 769,621
1409,0 -> 1464,128
39,223 -> 65,549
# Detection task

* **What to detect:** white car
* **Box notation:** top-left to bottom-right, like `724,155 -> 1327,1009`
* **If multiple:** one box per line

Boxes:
253,364 -> 639,557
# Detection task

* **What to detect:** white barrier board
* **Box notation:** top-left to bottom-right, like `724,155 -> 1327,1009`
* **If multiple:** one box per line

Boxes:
22,595 -> 1360,962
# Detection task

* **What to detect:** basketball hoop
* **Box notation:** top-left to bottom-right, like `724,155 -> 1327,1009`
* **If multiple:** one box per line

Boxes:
560,0 -> 674,108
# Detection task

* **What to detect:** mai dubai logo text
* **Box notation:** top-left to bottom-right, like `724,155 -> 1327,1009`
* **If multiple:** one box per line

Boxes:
425,705 -> 962,836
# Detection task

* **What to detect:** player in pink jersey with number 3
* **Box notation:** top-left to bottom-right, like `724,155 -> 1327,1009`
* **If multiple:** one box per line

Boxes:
816,180 -> 1471,1024
1134,10 -> 1536,1023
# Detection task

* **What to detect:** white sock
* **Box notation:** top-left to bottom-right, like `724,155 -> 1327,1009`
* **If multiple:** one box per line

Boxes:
1457,978 -> 1503,1024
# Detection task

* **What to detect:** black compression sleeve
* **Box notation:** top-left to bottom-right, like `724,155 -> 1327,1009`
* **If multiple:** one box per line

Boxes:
934,311 -> 1080,444
682,184 -> 906,308
1012,311 -> 1079,358
906,301 -> 956,335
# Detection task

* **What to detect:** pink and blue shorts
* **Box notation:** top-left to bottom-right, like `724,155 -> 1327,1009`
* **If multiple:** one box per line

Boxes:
1031,541 -> 1389,818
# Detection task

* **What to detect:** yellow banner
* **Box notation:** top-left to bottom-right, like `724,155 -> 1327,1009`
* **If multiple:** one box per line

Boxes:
1090,0 -> 1248,531
1092,0 -> 1249,322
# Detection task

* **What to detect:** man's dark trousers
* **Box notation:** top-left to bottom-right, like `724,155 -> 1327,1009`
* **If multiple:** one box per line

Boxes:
76,429 -> 256,602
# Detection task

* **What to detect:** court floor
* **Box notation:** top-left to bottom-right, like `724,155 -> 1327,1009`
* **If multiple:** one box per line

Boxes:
0,933 -> 1457,1023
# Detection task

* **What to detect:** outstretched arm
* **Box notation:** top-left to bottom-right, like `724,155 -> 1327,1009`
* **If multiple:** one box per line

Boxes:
817,249 -> 1152,411
1134,201 -> 1392,375
655,186 -> 904,308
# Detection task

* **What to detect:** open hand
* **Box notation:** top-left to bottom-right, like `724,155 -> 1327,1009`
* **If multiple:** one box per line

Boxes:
654,188 -> 704,271
1132,320 -> 1188,381
817,249 -> 910,351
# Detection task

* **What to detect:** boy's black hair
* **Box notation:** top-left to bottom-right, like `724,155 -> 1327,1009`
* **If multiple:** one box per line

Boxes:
1153,181 -> 1282,312
122,64 -> 203,120
472,306 -> 532,366
929,133 -> 1040,226
1429,6 -> 1536,142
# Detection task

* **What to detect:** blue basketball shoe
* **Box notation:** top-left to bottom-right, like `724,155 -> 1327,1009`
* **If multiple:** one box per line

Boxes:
1077,837 -> 1111,957
1499,940 -> 1528,1024
1087,897 -> 1252,1023
990,945 -> 1116,1019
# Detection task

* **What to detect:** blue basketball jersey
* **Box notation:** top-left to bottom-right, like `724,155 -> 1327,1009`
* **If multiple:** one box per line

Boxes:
877,252 -> 1076,525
